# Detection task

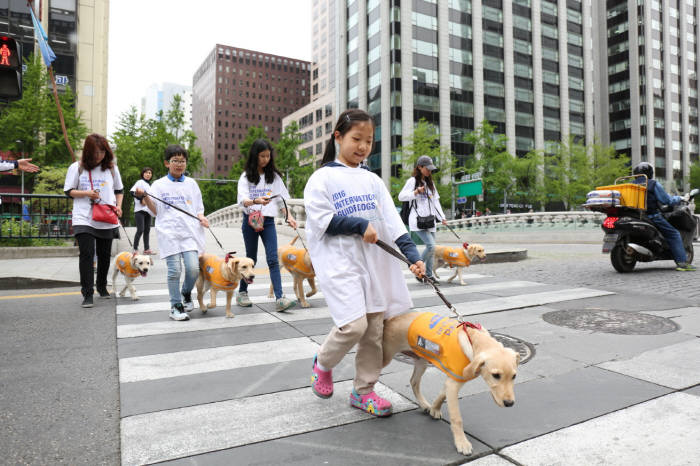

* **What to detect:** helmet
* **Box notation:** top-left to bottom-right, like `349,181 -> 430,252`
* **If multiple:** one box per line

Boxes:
632,162 -> 653,179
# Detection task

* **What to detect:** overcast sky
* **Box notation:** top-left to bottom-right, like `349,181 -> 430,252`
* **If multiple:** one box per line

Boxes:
106,0 -> 312,136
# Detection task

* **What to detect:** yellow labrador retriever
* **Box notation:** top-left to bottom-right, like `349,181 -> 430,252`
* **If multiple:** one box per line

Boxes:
433,242 -> 486,285
197,253 -> 255,318
383,311 -> 519,455
111,251 -> 153,300
268,236 -> 317,308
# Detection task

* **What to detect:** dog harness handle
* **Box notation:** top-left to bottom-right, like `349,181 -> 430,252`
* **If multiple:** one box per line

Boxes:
457,321 -> 482,345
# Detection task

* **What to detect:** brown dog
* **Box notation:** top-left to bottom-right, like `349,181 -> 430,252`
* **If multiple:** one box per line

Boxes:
196,253 -> 256,318
268,236 -> 317,307
111,251 -> 153,300
382,311 -> 519,455
433,242 -> 486,285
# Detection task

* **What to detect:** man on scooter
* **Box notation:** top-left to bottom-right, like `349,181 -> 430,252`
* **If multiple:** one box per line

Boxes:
633,162 -> 696,271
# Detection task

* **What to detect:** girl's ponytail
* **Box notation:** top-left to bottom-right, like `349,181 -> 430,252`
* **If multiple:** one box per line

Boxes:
320,109 -> 375,167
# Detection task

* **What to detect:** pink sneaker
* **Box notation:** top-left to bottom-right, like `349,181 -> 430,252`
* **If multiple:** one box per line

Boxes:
311,355 -> 333,398
349,388 -> 393,417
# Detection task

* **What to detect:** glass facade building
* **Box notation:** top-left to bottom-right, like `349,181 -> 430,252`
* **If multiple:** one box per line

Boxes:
598,0 -> 700,187
337,0 -> 595,185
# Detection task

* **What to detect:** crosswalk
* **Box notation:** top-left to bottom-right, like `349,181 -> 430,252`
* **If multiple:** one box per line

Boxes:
115,269 -> 614,465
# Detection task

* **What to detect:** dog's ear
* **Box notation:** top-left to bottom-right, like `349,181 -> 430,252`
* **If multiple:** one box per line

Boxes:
464,355 -> 486,380
511,348 -> 521,366
131,254 -> 138,267
231,257 -> 240,274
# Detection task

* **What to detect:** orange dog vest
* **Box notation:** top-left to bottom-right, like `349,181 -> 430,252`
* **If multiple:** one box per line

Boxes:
201,255 -> 236,290
408,313 -> 471,382
439,247 -> 470,268
116,252 -> 140,278
281,248 -> 313,276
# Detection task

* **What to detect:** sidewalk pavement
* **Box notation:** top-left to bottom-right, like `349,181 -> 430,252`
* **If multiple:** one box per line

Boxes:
0,226 -> 526,287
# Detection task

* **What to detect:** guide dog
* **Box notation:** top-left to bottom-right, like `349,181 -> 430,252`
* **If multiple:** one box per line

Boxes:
197,253 -> 256,318
269,236 -> 317,307
111,251 -> 153,300
382,312 -> 519,455
433,242 -> 486,285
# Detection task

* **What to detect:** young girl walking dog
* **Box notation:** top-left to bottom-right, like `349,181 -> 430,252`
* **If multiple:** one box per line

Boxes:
304,109 -> 426,416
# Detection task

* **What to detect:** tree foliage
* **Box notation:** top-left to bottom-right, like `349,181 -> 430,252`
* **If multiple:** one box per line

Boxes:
111,95 -> 202,223
391,119 -> 453,208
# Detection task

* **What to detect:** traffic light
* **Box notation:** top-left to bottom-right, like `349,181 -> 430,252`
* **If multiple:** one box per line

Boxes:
0,35 -> 22,102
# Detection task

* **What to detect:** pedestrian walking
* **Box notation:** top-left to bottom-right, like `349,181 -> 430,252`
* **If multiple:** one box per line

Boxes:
130,167 -> 153,255
236,138 -> 298,311
305,109 -> 425,417
398,155 -> 447,283
134,145 -> 208,321
63,134 -> 124,308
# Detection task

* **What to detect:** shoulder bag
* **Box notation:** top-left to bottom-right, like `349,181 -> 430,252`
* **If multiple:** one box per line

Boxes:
416,185 -> 435,230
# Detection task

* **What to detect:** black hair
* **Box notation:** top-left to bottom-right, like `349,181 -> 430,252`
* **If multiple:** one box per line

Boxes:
412,165 -> 436,195
141,167 -> 153,183
164,144 -> 188,161
321,109 -> 375,166
244,138 -> 282,185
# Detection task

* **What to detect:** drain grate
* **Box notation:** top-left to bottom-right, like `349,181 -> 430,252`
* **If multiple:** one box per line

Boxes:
542,309 -> 679,335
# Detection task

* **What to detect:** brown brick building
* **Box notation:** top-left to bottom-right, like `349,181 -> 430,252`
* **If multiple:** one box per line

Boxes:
192,45 -> 310,176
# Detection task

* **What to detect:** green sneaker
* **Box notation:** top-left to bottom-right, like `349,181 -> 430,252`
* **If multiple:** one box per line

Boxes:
276,296 -> 297,312
237,291 -> 252,307
676,263 -> 697,271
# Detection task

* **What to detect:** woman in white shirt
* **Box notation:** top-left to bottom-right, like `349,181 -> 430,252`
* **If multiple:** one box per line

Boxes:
398,155 -> 447,282
64,134 -> 124,308
236,139 -> 298,311
129,167 -> 153,254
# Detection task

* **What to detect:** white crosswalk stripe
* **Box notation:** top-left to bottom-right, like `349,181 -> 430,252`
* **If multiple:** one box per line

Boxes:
115,270 -> 614,465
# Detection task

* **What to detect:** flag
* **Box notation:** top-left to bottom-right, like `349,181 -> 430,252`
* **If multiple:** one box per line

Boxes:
29,6 -> 56,67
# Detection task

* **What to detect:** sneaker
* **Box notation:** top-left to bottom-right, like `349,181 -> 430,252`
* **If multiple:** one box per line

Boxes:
182,292 -> 194,311
96,288 -> 111,299
143,249 -> 153,255
349,388 -> 392,417
676,263 -> 697,271
237,291 -> 252,307
310,355 -> 333,398
276,296 -> 297,312
169,303 -> 190,321
81,295 -> 93,308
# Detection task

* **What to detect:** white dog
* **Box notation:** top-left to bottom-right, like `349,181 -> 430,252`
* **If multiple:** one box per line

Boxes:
111,251 -> 153,300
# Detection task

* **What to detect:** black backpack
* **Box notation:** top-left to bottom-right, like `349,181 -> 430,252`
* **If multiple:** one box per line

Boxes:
400,200 -> 415,225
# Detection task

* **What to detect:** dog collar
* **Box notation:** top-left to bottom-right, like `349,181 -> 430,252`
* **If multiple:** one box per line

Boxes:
458,321 -> 482,345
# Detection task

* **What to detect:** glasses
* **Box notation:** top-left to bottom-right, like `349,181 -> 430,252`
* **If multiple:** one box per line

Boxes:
169,159 -> 187,165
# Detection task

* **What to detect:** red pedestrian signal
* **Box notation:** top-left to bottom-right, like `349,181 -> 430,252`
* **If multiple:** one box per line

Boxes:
0,35 -> 22,101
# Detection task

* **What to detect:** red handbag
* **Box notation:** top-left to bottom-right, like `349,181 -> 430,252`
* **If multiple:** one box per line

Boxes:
89,171 -> 119,225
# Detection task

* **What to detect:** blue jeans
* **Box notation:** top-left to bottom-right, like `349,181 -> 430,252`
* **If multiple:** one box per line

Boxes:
414,229 -> 436,277
240,215 -> 283,299
649,214 -> 687,264
165,250 -> 199,307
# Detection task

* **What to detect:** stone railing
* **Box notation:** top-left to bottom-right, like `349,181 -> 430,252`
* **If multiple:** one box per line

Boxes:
208,199 -> 604,230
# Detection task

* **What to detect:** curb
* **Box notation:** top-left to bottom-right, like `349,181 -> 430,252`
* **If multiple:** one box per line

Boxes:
0,246 -> 79,259
481,249 -> 528,263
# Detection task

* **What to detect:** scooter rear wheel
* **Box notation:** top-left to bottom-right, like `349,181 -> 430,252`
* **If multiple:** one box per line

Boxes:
611,245 -> 637,273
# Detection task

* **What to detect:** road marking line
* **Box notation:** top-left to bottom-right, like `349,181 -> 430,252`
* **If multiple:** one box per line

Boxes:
0,291 -> 80,300
117,313 -> 279,339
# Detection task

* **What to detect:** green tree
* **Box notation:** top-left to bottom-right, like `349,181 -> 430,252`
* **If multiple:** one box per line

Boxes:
238,125 -> 269,161
112,96 -> 203,224
32,165 -> 68,195
0,54 -> 87,168
391,119 -> 453,208
512,149 -> 546,210
689,162 -> 700,213
274,121 -> 313,198
463,120 -> 515,211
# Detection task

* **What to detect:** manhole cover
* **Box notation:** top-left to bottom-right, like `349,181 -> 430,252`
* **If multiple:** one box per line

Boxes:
392,333 -> 535,365
542,309 -> 679,335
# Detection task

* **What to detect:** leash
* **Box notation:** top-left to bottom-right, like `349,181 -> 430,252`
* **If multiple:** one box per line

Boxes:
374,239 -> 461,321
144,192 -> 225,250
280,197 -> 308,251
434,211 -> 462,241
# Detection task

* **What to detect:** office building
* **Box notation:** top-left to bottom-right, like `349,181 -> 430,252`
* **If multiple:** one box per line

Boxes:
141,82 -> 192,130
597,0 -> 700,187
0,0 -> 109,134
282,90 -> 335,165
192,45 -> 310,176
337,0 -> 595,186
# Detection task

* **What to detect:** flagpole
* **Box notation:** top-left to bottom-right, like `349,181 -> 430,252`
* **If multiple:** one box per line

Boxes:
27,0 -> 74,162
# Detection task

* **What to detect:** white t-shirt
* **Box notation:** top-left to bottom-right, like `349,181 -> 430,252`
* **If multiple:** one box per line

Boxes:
398,177 -> 446,232
148,175 -> 206,259
237,171 -> 290,217
130,179 -> 151,213
63,162 -> 124,230
304,162 -> 413,328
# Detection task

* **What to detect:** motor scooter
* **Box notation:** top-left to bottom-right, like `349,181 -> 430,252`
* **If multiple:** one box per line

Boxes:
597,188 -> 699,273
